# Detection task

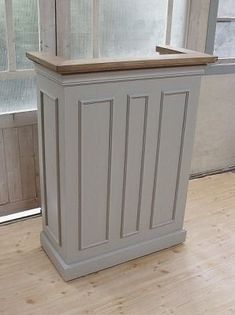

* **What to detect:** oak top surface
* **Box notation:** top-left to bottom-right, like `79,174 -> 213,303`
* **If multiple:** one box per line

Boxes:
26,45 -> 218,75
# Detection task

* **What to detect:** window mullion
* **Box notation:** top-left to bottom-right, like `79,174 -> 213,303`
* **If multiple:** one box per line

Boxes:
217,17 -> 235,22
0,69 -> 35,80
37,0 -> 42,52
219,57 -> 235,64
56,0 -> 71,58
38,0 -> 56,54
205,0 -> 219,54
183,0 -> 192,48
165,0 -> 174,45
92,0 -> 100,58
4,0 -> 16,71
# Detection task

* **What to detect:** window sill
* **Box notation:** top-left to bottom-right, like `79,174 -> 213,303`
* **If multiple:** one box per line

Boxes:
205,61 -> 235,75
0,110 -> 37,128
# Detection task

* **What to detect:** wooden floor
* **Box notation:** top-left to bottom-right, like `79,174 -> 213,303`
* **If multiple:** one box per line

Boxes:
0,172 -> 235,315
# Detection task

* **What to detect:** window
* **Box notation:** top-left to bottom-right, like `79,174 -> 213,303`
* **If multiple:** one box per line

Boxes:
58,0 -> 189,59
214,0 -> 235,59
0,0 -> 189,113
0,0 -> 39,114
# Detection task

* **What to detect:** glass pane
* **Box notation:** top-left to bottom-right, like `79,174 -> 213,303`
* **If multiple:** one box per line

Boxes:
214,21 -> 235,58
171,0 -> 188,47
0,78 -> 37,114
13,0 -> 39,69
70,0 -> 93,59
218,0 -> 235,17
99,0 -> 167,58
0,0 -> 7,70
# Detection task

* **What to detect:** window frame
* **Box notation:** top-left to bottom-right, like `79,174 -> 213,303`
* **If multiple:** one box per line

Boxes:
0,0 -> 56,77
206,0 -> 235,74
0,0 -> 191,113
0,0 -> 41,79
56,0 -> 191,58
0,0 -> 56,113
1,0 -> 191,71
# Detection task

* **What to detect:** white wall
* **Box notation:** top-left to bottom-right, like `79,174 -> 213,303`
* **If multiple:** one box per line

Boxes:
186,1 -> 235,175
191,73 -> 235,174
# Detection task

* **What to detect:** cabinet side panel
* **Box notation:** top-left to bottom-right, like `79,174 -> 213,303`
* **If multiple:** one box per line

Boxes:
41,92 -> 61,245
151,91 -> 188,228
79,100 -> 113,250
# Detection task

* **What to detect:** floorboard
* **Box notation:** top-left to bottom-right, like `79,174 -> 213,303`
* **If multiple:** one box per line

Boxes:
0,172 -> 235,315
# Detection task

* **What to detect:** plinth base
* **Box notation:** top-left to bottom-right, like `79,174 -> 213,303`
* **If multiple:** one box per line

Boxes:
41,230 -> 186,281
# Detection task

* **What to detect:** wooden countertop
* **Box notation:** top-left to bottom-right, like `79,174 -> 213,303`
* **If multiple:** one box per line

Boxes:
26,45 -> 218,75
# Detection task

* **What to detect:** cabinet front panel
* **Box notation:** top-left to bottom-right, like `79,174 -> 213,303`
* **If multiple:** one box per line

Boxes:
151,91 -> 188,228
79,100 -> 113,250
63,75 -> 199,262
121,95 -> 148,238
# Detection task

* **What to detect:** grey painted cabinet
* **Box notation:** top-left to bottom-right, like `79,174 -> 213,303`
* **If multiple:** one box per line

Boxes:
28,48 -> 216,280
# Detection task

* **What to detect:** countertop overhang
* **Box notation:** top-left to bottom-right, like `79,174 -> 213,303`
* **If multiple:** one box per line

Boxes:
26,45 -> 218,75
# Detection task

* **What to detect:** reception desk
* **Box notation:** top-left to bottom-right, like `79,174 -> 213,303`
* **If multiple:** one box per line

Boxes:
27,46 -> 217,280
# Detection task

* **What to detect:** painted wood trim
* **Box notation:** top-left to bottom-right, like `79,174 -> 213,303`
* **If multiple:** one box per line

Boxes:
26,46 -> 217,75
92,0 -> 100,58
165,0 -> 174,45
183,0 -> 191,48
156,45 -> 214,56
205,0 -> 219,54
120,95 -> 148,238
40,91 -> 62,246
38,0 -> 56,54
186,0 -> 211,52
40,92 -> 48,225
205,63 -> 235,75
56,0 -> 71,58
150,91 -> 189,229
78,99 -> 113,250
0,69 -> 35,80
55,99 -> 62,246
170,92 -> 189,223
4,0 -> 16,71
216,17 -> 235,22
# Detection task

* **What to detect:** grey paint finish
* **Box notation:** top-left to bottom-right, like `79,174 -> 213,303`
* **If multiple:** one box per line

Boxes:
79,99 -> 113,250
205,0 -> 219,55
205,63 -> 235,75
34,64 -> 204,280
40,92 -> 61,246
151,92 -> 188,228
121,95 -> 148,238
41,227 -> 186,281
